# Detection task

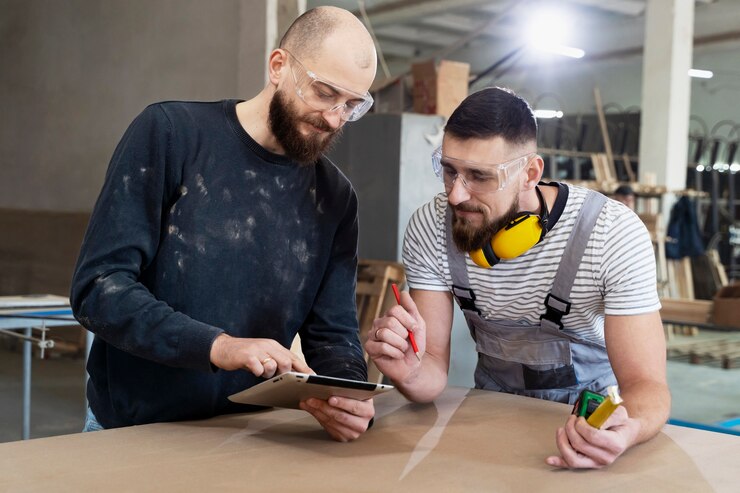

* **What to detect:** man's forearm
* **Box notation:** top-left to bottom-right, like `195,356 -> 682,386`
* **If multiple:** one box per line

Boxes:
621,380 -> 671,445
393,354 -> 448,403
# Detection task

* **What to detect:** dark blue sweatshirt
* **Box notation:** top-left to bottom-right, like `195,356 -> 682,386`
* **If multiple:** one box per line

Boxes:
71,100 -> 367,428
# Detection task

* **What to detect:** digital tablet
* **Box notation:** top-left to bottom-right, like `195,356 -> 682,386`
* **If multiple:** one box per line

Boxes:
227,372 -> 394,409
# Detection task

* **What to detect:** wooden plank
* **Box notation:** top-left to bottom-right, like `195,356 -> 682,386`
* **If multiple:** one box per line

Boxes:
622,153 -> 637,182
660,298 -> 712,324
593,87 -> 616,180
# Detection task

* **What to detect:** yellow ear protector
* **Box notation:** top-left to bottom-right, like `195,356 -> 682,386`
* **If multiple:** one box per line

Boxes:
469,186 -> 549,268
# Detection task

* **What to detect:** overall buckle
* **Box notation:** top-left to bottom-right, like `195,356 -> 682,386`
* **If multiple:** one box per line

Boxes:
452,285 -> 481,315
540,293 -> 571,330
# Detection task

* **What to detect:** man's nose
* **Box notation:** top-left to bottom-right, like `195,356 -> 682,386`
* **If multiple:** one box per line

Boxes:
321,108 -> 344,129
446,176 -> 471,205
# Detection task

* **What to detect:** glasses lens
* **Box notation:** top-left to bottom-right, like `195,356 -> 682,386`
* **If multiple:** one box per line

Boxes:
292,62 -> 372,121
301,79 -> 336,109
434,149 -> 524,194
343,97 -> 373,122
305,79 -> 373,122
432,148 -> 444,180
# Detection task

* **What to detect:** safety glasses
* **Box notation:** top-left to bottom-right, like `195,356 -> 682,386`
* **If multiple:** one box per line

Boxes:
284,50 -> 374,122
432,147 -> 535,194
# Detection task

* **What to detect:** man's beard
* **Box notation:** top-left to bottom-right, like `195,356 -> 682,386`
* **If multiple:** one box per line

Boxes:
268,89 -> 342,165
451,195 -> 521,252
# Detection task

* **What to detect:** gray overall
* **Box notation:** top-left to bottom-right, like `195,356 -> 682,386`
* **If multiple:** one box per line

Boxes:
446,191 -> 617,404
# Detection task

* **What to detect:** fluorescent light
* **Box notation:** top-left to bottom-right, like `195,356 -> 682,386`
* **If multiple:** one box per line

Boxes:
730,163 -> 740,173
696,165 -> 704,172
534,43 -> 585,59
534,109 -> 563,119
689,69 -> 713,79
526,8 -> 585,59
528,11 -> 568,47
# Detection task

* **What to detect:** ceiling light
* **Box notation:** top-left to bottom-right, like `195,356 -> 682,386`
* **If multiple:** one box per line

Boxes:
534,109 -> 564,119
689,69 -> 713,79
526,8 -> 585,59
534,44 -> 585,59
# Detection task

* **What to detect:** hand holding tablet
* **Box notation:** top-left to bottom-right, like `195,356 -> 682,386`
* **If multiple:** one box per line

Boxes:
228,372 -> 394,409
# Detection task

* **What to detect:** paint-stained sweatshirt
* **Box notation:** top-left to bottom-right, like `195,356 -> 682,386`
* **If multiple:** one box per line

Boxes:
71,100 -> 367,428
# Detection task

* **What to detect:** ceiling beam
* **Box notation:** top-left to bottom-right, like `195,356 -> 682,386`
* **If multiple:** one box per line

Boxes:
355,0 -> 509,28
566,0 -> 646,17
584,29 -> 740,63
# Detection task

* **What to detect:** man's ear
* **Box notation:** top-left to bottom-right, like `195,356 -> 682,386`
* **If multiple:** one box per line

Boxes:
522,154 -> 544,191
267,49 -> 288,86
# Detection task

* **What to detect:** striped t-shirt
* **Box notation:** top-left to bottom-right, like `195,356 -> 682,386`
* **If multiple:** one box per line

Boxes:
402,183 -> 661,345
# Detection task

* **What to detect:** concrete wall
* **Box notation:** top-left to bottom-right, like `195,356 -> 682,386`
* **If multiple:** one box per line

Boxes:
0,0 -> 246,212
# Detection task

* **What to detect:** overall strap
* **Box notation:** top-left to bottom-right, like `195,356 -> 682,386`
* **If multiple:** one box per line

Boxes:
445,207 -> 481,315
541,191 -> 608,331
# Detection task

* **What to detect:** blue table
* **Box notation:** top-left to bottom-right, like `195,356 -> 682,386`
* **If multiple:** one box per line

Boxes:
0,296 -> 83,440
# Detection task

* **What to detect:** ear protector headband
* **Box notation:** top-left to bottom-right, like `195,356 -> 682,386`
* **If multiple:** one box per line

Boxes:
469,186 -> 549,268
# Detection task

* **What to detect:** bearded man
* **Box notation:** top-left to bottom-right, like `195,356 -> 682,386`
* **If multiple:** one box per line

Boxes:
365,87 -> 670,467
71,6 -> 377,441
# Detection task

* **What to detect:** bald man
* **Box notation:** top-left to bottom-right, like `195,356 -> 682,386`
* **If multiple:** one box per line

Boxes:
71,7 -> 378,441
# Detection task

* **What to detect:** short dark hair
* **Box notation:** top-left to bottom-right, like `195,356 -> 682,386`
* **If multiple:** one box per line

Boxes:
614,185 -> 634,196
445,87 -> 537,146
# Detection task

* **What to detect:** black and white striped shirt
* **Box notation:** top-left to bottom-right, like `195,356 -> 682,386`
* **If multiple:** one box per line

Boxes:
402,183 -> 661,344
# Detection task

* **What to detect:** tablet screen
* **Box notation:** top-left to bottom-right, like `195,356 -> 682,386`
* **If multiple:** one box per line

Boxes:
228,372 -> 394,409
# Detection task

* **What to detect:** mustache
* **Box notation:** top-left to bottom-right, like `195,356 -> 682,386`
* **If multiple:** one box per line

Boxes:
302,116 -> 336,133
454,204 -> 484,214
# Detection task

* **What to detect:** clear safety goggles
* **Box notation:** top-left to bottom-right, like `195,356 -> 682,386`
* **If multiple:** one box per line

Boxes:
285,50 -> 374,122
432,147 -> 536,194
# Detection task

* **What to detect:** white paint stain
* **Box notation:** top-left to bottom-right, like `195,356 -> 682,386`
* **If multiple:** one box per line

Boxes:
173,250 -> 184,271
258,188 -> 271,199
194,236 -> 207,254
139,167 -> 148,175
291,240 -> 310,264
96,276 -> 125,295
122,175 -> 131,193
225,219 -> 242,240
180,185 -> 188,196
195,174 -> 208,196
274,176 -> 285,190
224,218 -> 254,242
167,225 -> 186,242
244,170 -> 257,180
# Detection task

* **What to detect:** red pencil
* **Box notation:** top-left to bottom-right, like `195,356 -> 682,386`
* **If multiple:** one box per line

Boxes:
392,283 -> 421,361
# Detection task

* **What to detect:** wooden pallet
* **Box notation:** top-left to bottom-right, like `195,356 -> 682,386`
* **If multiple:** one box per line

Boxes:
667,339 -> 740,369
355,259 -> 405,383
660,298 -> 712,338
289,259 -> 405,383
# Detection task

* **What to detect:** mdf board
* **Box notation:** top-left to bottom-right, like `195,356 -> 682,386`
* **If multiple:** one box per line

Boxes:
1,388 -> 738,491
